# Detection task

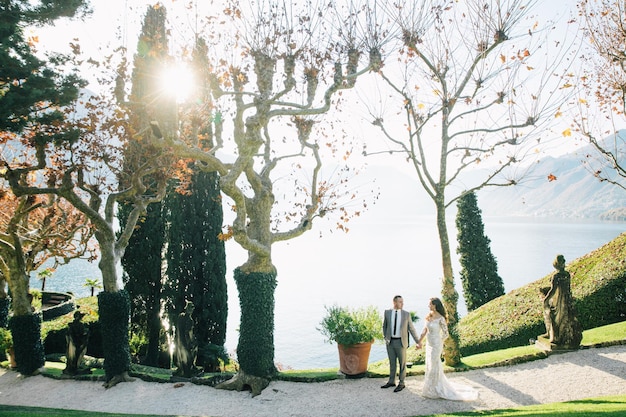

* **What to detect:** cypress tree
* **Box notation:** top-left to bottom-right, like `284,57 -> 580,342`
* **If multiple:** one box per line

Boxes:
163,38 -> 228,372
164,169 -> 228,372
119,202 -> 165,366
456,192 -> 505,311
119,4 -> 172,367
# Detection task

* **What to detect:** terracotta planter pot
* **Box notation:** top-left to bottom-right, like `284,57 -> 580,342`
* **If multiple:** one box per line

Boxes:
337,341 -> 373,375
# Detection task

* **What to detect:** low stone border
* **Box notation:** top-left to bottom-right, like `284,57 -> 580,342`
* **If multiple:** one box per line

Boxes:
41,292 -> 75,321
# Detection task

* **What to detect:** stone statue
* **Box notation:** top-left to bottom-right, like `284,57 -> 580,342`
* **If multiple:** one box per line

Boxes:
64,310 -> 91,375
539,255 -> 582,349
174,300 -> 198,378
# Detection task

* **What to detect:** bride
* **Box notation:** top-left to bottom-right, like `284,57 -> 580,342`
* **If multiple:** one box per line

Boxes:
417,297 -> 478,401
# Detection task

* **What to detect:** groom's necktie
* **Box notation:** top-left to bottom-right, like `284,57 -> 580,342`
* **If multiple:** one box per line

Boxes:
393,310 -> 398,336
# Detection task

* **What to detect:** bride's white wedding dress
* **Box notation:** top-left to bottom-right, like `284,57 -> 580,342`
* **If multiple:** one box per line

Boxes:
422,316 -> 478,401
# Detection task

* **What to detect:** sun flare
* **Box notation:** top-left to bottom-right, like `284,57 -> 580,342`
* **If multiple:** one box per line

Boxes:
159,63 -> 195,103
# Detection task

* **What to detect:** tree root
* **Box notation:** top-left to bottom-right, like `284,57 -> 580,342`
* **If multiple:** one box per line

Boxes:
215,371 -> 269,397
103,371 -> 136,389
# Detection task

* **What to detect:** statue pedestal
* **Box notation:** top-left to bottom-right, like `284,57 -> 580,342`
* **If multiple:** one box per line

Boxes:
535,336 -> 579,353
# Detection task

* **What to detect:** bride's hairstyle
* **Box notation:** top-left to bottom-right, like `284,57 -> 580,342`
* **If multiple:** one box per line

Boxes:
430,297 -> 447,319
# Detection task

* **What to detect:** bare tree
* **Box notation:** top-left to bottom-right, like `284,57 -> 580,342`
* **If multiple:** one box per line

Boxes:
364,0 -> 573,364
0,193 -> 93,312
575,0 -> 626,192
4,76 -> 173,385
149,1 -> 382,394
0,193 -> 92,375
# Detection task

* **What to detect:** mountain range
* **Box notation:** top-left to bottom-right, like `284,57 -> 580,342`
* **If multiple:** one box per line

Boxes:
361,132 -> 626,221
477,135 -> 626,220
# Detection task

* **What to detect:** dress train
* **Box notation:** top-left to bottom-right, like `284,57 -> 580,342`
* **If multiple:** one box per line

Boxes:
422,317 -> 478,401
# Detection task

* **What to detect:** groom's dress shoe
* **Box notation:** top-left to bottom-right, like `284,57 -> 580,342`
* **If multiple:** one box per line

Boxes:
380,382 -> 395,388
393,384 -> 405,392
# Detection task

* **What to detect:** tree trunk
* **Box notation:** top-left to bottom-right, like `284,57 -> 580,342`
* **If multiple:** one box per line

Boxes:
6,264 -> 31,317
98,290 -> 135,388
435,202 -> 461,366
97,238 -> 134,387
216,267 -> 276,394
6,264 -> 43,375
3,251 -> 45,375
144,303 -> 162,367
9,314 -> 45,376
98,237 -> 120,292
0,278 -> 8,330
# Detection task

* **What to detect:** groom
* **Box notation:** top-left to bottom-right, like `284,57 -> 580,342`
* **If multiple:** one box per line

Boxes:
381,295 -> 420,392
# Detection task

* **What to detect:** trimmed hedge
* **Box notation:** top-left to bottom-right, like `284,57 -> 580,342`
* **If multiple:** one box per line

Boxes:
43,321 -> 103,358
41,292 -> 75,321
458,232 -> 626,356
41,297 -> 103,358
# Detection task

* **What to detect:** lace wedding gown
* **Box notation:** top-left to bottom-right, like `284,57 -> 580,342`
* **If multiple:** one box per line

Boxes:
422,316 -> 478,401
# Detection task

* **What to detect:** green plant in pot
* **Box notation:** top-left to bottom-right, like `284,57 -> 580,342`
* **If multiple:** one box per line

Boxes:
319,305 -> 383,345
318,305 -> 383,376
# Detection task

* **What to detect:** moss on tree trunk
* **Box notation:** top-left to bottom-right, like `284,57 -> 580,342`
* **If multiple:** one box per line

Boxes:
9,314 -> 45,375
98,290 -> 135,388
217,268 -> 276,395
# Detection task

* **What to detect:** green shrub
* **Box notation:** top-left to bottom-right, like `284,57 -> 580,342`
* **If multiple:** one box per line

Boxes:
41,297 -> 102,357
129,332 -> 148,359
458,232 -> 626,356
0,326 -> 12,351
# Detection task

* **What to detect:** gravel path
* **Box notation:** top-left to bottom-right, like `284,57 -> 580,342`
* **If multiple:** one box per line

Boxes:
0,344 -> 625,417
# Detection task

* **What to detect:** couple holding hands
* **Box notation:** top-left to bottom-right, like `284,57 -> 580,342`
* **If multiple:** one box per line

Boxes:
381,295 -> 478,401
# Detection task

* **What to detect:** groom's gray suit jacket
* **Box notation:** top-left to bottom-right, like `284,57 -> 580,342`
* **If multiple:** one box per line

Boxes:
383,309 -> 419,348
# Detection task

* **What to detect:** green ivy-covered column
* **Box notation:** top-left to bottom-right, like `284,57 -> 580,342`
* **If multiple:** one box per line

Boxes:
98,290 -> 131,382
0,297 -> 10,328
9,314 -> 45,375
235,268 -> 277,377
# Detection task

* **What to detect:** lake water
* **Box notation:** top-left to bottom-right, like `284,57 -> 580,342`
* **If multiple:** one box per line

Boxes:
32,216 -> 625,370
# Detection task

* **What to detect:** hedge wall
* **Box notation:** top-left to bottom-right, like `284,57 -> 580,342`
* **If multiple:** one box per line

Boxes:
44,321 -> 103,358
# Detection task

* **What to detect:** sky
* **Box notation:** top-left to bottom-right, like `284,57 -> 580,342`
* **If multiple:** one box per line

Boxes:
28,0 -> 605,207
27,0 -> 611,230
33,0 -> 616,213
34,1 -> 224,59
34,1 -> 581,85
